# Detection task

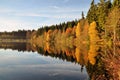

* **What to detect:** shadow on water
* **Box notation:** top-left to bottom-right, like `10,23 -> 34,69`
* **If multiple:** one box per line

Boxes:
0,41 -> 119,80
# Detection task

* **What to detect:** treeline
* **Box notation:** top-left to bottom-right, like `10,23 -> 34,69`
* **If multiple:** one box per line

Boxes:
36,20 -> 78,36
0,30 -> 34,39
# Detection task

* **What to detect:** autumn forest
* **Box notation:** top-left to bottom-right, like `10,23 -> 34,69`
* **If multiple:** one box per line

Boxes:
0,0 -> 120,80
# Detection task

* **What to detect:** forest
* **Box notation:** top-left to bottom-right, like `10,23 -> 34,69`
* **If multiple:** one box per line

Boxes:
1,0 -> 119,45
0,0 -> 119,79
31,0 -> 120,47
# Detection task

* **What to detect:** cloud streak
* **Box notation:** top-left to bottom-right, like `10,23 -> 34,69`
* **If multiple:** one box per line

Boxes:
0,6 -> 87,19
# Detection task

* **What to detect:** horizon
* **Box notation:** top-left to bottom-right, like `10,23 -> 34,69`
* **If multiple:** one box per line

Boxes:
0,0 -> 100,32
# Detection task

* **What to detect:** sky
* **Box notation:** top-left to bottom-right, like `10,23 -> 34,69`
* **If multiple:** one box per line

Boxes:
0,0 -> 99,32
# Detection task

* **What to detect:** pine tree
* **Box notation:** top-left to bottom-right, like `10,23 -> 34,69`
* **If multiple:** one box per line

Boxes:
82,11 -> 85,19
96,0 -> 112,32
91,0 -> 94,5
87,0 -> 98,24
100,0 -> 105,3
105,6 -> 120,45
113,0 -> 120,7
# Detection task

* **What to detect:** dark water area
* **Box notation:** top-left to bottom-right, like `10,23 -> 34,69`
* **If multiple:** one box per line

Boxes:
0,42 -> 119,80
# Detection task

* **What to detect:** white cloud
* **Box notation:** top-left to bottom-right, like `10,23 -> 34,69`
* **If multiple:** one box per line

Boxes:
11,6 -> 85,19
13,12 -> 81,19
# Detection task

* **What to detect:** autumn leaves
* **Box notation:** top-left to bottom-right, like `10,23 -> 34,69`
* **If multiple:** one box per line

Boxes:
31,17 -> 101,66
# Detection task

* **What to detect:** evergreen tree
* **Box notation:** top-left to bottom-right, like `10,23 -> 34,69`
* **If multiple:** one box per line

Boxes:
105,6 -> 120,43
97,0 -> 112,32
113,0 -> 120,7
87,0 -> 98,24
82,11 -> 85,19
100,0 -> 105,3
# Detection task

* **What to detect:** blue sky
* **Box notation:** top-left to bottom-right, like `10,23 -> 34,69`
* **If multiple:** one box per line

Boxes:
0,0 -> 99,32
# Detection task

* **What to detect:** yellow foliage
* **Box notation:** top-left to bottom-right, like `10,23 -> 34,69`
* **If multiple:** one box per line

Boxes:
81,20 -> 89,41
46,30 -> 53,41
75,47 -> 81,63
53,29 -> 58,34
88,44 -> 98,65
88,21 -> 100,43
76,22 -> 81,38
75,19 -> 89,43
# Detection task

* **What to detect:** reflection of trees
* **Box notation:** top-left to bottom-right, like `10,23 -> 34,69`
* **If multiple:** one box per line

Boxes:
86,46 -> 111,80
1,40 -> 118,80
35,40 -> 120,80
86,45 -> 120,80
2,39 -> 118,80
36,42 -> 76,63
75,45 -> 88,66
1,40 -> 119,79
88,44 -> 99,65
35,40 -> 90,65
86,58 -> 110,80
0,42 -> 35,52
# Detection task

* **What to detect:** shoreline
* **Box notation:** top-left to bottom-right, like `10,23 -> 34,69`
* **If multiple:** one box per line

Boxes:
0,39 -> 30,43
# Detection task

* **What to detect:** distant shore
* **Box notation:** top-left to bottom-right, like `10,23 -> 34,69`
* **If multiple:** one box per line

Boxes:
0,39 -> 30,43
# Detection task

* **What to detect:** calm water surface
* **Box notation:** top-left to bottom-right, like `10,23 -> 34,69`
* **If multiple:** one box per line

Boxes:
0,49 -> 89,80
0,42 -> 119,80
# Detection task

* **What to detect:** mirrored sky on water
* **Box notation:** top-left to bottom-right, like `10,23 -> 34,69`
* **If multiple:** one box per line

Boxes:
0,49 -> 89,80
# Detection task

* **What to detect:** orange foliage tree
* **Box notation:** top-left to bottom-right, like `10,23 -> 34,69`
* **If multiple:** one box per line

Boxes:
46,30 -> 53,42
65,27 -> 73,37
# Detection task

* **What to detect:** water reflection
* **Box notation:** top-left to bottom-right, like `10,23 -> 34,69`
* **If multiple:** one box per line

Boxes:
0,42 -> 35,52
31,41 -> 120,80
0,41 -> 119,80
0,42 -> 89,80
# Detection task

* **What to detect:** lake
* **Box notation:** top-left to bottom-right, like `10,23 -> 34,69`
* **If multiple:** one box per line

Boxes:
0,42 -> 89,80
0,42 -> 119,80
